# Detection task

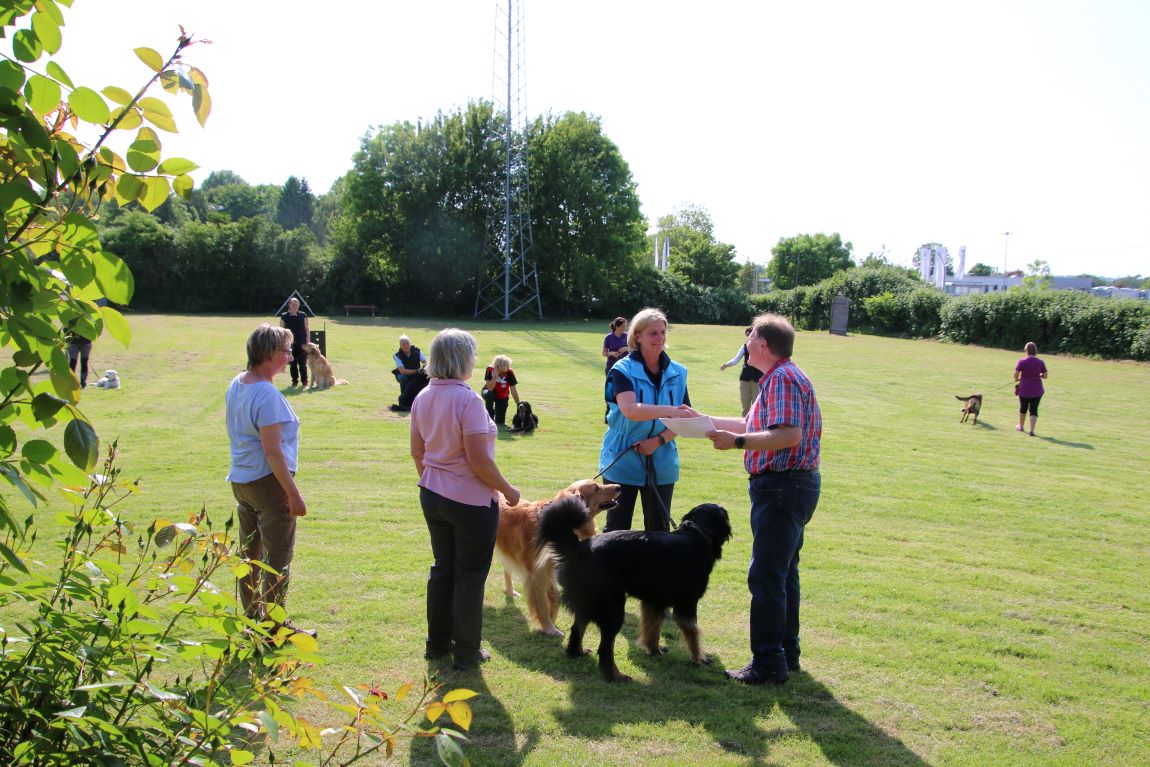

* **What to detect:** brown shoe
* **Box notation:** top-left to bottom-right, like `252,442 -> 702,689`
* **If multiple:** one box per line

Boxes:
277,619 -> 317,638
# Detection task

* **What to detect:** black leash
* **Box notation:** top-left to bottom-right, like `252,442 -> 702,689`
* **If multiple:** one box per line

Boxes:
593,443 -> 677,531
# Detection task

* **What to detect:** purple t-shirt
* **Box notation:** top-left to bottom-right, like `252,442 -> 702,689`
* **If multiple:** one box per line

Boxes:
1015,356 -> 1047,398
410,378 -> 498,507
603,332 -> 628,372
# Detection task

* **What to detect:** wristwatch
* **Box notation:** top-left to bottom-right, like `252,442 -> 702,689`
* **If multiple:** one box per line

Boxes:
734,435 -> 746,449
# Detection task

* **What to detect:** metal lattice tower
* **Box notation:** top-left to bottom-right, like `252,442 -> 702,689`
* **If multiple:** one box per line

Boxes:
475,0 -> 543,320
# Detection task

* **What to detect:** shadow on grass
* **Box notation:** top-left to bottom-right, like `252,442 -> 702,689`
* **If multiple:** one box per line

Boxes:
482,602 -> 928,767
409,659 -> 533,767
1036,435 -> 1093,449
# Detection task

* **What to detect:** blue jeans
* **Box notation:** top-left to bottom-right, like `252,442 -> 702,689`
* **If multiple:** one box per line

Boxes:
747,471 -> 821,674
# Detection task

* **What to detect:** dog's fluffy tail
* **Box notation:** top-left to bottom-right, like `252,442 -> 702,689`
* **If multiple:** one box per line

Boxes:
536,495 -> 591,561
955,394 -> 979,401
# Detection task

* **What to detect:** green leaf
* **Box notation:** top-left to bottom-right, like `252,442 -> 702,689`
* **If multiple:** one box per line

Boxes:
13,28 -> 43,63
113,107 -> 142,131
157,157 -> 198,175
102,85 -> 133,106
172,174 -> 194,200
0,541 -> 30,574
91,249 -> 135,305
64,418 -> 99,471
18,110 -> 51,151
138,176 -> 170,212
138,96 -> 173,120
21,439 -> 56,463
135,47 -> 164,73
61,248 -> 96,288
0,60 -> 27,91
114,174 -> 144,205
31,11 -> 62,54
31,392 -> 67,422
230,749 -> 255,766
0,463 -> 39,507
98,305 -> 131,348
47,61 -> 73,89
60,213 -> 101,253
68,86 -> 111,124
126,138 -> 160,172
25,74 -> 61,117
53,137 -> 80,179
192,82 -> 211,127
0,425 -> 16,456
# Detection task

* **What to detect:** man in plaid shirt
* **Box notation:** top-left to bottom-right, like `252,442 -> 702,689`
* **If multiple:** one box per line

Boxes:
704,313 -> 822,684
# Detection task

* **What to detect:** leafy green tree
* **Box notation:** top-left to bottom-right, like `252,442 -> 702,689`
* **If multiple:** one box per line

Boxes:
767,232 -> 855,290
277,175 -> 314,231
967,262 -> 995,276
1022,259 -> 1053,290
738,259 -> 766,293
655,205 -> 739,290
338,102 -> 503,311
203,178 -> 278,222
0,7 -> 475,765
529,111 -> 648,311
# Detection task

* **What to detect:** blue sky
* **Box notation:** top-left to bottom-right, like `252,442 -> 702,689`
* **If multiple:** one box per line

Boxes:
42,0 -> 1150,278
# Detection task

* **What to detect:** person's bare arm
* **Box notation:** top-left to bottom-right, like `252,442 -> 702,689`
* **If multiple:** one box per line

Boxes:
259,423 -> 306,516
463,433 -> 519,505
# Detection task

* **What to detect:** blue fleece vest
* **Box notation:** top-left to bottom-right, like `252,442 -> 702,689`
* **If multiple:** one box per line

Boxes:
598,351 -> 687,486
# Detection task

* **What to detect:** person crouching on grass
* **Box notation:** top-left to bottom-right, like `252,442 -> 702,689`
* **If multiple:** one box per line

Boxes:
482,354 -> 520,428
697,313 -> 822,685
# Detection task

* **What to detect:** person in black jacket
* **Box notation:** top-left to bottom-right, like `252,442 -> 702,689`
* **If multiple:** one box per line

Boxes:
279,297 -> 309,388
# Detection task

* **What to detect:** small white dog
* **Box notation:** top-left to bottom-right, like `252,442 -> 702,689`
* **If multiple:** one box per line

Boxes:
94,370 -> 120,389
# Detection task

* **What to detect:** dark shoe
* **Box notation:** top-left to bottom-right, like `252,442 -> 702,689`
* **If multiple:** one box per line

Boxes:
425,646 -> 452,661
787,656 -> 801,672
389,404 -> 409,412
726,662 -> 788,685
452,648 -> 491,670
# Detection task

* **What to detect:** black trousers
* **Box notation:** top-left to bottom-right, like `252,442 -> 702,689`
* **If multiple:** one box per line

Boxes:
290,344 -> 308,385
603,482 -> 675,533
485,395 -> 511,425
420,487 -> 498,665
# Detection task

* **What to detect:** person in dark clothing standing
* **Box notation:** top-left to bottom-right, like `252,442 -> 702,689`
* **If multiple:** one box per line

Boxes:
279,297 -> 309,388
720,327 -> 766,417
67,330 -> 93,389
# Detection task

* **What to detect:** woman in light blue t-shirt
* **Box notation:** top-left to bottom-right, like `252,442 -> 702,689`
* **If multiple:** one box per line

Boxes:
225,324 -> 313,638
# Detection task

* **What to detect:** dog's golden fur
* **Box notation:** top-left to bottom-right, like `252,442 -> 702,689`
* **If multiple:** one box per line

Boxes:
956,393 -> 982,424
496,479 -> 621,637
303,342 -> 348,389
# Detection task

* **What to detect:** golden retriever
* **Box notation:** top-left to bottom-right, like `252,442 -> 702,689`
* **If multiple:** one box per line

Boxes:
496,479 -> 621,637
303,342 -> 348,389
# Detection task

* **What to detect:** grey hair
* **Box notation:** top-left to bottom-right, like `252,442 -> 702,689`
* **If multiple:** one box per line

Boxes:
247,324 -> 293,369
626,307 -> 668,352
427,328 -> 477,380
399,334 -> 411,344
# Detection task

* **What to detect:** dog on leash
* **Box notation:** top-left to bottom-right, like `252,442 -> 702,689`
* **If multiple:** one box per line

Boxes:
539,498 -> 732,682
955,393 -> 982,424
303,343 -> 348,389
509,401 -> 539,433
93,370 -> 120,389
496,480 -> 621,637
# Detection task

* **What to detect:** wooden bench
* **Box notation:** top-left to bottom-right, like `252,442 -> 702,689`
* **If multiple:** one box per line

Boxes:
343,304 -> 377,317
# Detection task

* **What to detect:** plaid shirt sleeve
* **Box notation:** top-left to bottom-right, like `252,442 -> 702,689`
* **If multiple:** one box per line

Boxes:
744,362 -> 820,474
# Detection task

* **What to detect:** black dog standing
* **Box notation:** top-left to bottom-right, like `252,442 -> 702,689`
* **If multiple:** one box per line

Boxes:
538,496 -> 731,682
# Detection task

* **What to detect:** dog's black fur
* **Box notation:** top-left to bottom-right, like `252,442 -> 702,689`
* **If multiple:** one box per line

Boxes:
537,496 -> 731,681
510,401 -> 539,433
955,393 -> 982,424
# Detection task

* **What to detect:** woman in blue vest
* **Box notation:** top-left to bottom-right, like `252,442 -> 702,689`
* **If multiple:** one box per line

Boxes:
599,308 -> 693,532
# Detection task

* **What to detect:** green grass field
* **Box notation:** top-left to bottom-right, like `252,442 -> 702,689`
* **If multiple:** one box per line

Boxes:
15,314 -> 1150,766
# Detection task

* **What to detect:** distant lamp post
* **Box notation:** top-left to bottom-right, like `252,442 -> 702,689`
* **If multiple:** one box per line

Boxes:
1002,231 -> 1011,291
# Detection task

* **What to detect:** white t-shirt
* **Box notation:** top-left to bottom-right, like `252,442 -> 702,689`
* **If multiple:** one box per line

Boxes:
225,374 -> 300,483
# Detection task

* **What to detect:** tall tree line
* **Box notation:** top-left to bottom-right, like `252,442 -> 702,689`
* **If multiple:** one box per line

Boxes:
100,101 -> 754,318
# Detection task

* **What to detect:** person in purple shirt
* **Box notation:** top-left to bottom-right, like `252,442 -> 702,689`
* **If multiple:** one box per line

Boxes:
602,316 -> 629,374
1014,341 -> 1049,436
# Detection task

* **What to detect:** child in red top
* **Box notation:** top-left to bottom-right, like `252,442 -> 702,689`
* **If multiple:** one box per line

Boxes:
483,355 -> 520,427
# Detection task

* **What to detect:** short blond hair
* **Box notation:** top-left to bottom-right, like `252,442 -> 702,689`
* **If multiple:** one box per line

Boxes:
247,324 -> 293,369
490,354 -> 512,373
427,328 -> 477,380
627,308 -> 668,352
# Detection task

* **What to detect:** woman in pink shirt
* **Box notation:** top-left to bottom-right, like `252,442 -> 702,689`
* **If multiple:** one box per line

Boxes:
410,328 -> 520,670
1013,341 -> 1049,436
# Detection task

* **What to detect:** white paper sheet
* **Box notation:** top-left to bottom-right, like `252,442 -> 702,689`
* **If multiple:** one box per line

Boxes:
658,415 -> 715,438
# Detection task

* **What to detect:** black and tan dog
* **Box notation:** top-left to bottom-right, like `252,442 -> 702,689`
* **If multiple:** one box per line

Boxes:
955,393 -> 982,424
509,401 -> 539,433
538,496 -> 731,682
